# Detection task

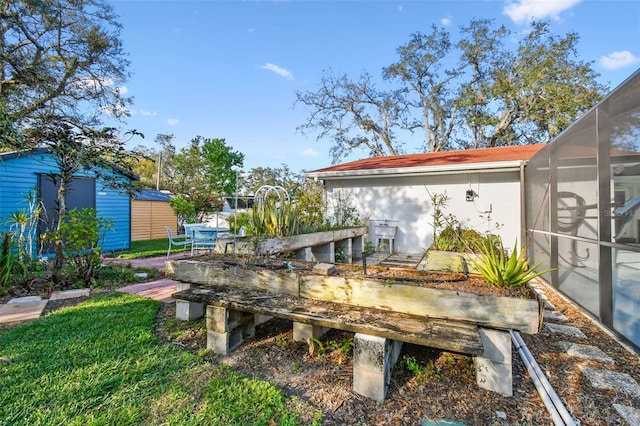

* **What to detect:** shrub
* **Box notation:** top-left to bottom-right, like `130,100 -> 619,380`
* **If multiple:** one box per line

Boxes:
44,208 -> 113,286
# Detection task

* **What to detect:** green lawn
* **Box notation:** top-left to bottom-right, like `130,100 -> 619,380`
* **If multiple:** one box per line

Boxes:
112,238 -> 171,259
0,293 -> 317,425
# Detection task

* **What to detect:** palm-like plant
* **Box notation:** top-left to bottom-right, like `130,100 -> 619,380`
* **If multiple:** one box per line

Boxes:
470,238 -> 552,289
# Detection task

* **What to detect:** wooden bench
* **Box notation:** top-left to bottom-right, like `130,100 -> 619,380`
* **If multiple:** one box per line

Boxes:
168,260 -> 543,402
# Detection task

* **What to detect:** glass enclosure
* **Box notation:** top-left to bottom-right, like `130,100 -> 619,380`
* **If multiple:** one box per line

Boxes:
526,69 -> 640,350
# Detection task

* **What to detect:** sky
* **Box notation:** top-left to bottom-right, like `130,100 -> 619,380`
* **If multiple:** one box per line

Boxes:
107,0 -> 640,173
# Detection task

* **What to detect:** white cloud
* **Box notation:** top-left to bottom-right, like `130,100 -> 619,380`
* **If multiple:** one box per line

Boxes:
117,86 -> 128,95
398,5 -> 403,13
441,17 -> 452,26
140,109 -> 158,117
167,118 -> 180,126
301,147 -> 320,157
600,51 -> 640,70
503,0 -> 581,24
260,63 -> 294,80
248,27 -> 256,33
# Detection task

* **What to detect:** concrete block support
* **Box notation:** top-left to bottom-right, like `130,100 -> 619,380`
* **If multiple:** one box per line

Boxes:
335,238 -> 353,263
311,242 -> 335,263
353,333 -> 403,402
292,322 -> 329,342
474,328 -> 512,396
352,235 -> 364,260
295,247 -> 312,261
206,305 -> 255,355
175,283 -> 204,320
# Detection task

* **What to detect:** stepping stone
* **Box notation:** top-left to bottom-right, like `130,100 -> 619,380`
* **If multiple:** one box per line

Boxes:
580,366 -> 640,399
118,279 -> 177,303
0,300 -> 48,324
7,296 -> 42,303
614,404 -> 640,425
544,310 -> 568,322
559,342 -> 614,364
49,288 -> 90,301
544,300 -> 556,310
545,322 -> 586,338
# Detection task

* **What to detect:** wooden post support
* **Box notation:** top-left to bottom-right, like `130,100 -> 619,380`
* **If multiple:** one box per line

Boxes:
352,333 -> 403,402
175,282 -> 204,321
206,305 -> 255,355
474,327 -> 513,396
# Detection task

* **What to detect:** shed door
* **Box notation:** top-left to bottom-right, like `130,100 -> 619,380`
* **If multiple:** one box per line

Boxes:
38,174 -> 96,254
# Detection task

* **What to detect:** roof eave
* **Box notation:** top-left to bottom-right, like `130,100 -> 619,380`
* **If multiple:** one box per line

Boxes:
304,160 -> 528,180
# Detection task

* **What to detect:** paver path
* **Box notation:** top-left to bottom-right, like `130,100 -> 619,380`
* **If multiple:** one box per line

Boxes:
0,255 -> 179,324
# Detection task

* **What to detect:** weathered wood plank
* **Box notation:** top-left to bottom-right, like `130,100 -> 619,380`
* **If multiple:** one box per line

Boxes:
173,287 -> 484,355
256,226 -> 368,255
300,276 -> 541,334
167,258 -> 543,334
166,260 -> 300,296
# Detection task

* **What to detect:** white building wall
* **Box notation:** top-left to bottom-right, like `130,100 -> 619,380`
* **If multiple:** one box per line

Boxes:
324,170 -> 523,253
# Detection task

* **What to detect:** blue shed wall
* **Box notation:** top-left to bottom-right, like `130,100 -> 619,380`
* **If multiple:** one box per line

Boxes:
0,151 -> 132,255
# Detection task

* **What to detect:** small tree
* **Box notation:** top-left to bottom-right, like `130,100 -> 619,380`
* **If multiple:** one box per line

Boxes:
43,208 -> 113,286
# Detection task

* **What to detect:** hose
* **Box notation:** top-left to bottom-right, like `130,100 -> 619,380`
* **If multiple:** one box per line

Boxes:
510,330 -> 577,426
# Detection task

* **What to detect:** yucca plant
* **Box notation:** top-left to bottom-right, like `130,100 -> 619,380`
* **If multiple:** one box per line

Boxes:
470,237 -> 552,289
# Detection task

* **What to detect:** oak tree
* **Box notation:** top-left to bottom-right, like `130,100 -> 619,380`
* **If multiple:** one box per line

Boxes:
0,0 -> 131,134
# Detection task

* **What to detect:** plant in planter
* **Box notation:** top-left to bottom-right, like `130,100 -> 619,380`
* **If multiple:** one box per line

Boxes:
470,237 -> 553,289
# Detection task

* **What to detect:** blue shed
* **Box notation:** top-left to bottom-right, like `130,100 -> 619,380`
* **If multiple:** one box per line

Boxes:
0,148 -> 138,255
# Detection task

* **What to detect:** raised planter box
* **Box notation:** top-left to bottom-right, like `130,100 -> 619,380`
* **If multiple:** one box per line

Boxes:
424,250 -> 483,274
166,258 -> 543,334
254,226 -> 368,255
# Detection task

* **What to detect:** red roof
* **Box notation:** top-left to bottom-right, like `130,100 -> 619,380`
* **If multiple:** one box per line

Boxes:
309,144 -> 546,174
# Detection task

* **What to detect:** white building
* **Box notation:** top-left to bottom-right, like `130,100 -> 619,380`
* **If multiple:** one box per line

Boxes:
305,144 -> 544,254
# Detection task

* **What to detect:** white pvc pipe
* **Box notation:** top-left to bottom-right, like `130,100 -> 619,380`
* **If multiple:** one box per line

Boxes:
511,331 -> 577,426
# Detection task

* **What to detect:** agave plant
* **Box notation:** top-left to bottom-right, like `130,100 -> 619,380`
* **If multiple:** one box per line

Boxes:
470,238 -> 552,289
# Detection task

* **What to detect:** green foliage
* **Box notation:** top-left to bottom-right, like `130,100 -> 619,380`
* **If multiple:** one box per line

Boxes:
8,188 -> 44,261
432,226 -> 489,253
401,355 -> 444,384
169,136 -> 243,223
364,240 -> 375,256
296,180 -> 325,233
0,233 -> 25,294
1,0 -> 131,129
470,238 -> 552,289
251,197 -> 299,237
229,211 -> 253,235
44,208 -> 114,286
170,190 -> 224,225
95,264 -> 160,288
113,238 -> 172,259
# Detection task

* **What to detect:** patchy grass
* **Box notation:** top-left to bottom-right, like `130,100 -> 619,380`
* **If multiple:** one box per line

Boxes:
0,293 -> 307,425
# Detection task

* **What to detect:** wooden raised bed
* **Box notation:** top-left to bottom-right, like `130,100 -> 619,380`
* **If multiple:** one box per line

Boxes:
254,226 -> 368,255
166,258 -> 543,334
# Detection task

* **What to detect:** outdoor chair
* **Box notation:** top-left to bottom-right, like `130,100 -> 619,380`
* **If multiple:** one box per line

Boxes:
191,227 -> 218,256
166,226 -> 192,259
